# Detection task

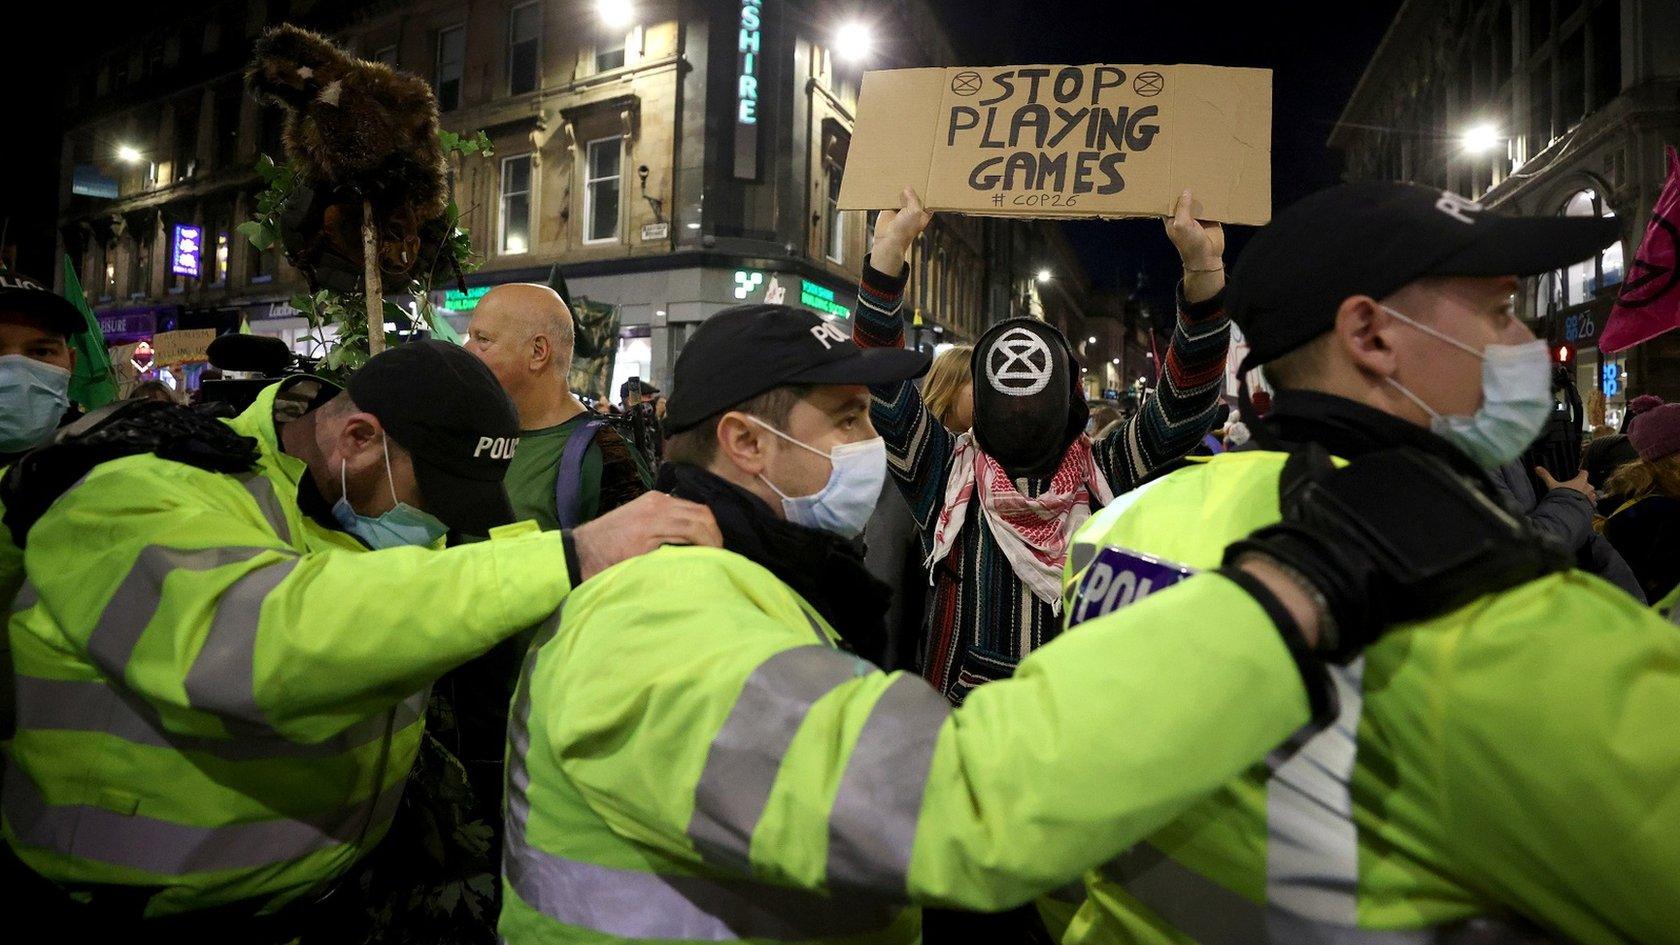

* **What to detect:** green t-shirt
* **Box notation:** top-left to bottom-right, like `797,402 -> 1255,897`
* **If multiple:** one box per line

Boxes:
504,413 -> 652,530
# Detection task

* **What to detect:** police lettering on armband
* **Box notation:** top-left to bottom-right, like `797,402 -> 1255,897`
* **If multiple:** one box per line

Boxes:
1067,546 -> 1196,626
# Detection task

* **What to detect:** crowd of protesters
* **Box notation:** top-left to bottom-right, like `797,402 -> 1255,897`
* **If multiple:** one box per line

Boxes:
0,173 -> 1677,945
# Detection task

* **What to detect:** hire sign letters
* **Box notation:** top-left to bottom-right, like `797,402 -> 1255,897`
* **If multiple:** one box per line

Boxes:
734,0 -> 764,179
839,64 -> 1272,225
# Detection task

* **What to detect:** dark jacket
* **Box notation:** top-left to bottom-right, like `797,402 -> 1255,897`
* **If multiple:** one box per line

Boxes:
1488,460 -> 1645,603
1605,494 -> 1680,606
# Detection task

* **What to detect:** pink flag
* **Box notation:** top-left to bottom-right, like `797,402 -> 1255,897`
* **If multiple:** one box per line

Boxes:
1601,146 -> 1680,353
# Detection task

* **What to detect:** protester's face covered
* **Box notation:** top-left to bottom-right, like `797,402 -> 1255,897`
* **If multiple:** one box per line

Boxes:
0,312 -> 76,453
970,318 -> 1088,477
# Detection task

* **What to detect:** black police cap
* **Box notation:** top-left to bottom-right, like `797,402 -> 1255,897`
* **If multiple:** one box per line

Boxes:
0,272 -> 86,337
1227,181 -> 1621,373
664,304 -> 929,433
347,340 -> 521,536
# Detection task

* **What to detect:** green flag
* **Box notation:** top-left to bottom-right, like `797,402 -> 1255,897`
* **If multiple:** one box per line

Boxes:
62,255 -> 118,408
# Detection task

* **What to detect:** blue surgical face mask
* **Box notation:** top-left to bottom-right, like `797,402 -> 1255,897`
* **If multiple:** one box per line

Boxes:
748,416 -> 886,539
332,436 -> 449,549
0,354 -> 72,453
1381,305 -> 1553,470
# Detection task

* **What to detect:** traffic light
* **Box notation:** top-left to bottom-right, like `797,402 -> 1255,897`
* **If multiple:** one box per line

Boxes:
1555,343 -> 1574,366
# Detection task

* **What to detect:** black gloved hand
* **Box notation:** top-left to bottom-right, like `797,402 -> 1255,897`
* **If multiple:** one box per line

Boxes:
1223,445 -> 1571,664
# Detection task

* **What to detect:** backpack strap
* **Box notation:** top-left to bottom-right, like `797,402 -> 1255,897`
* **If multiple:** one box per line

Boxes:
553,418 -> 607,529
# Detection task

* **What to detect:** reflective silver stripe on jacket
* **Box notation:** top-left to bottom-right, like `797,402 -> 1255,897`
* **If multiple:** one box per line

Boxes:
825,673 -> 950,896
83,545 -> 295,681
1110,662 -> 1441,943
1103,844 -> 1433,945
504,830 -> 902,941
688,645 -> 865,870
1267,662 -> 1365,921
11,580 -> 38,613
2,758 -> 406,875
13,674 -> 426,761
180,470 -> 302,729
240,474 -> 294,545
182,557 -> 301,727
504,609 -> 903,940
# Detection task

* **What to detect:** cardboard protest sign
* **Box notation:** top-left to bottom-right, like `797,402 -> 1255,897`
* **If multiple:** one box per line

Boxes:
838,65 -> 1271,225
151,328 -> 217,365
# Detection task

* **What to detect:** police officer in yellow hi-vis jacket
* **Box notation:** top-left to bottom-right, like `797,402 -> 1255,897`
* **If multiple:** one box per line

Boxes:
497,262 -> 1569,945
1062,182 -> 1680,944
1,340 -> 721,937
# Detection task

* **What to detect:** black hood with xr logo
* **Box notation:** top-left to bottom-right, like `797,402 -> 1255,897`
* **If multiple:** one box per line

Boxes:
970,317 -> 1088,479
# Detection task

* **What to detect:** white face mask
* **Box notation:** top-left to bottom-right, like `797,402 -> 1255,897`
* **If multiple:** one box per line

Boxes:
1381,304 -> 1553,470
747,416 -> 886,539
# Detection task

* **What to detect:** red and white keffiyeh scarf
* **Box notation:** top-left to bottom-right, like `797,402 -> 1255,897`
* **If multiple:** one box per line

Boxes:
927,432 -> 1115,610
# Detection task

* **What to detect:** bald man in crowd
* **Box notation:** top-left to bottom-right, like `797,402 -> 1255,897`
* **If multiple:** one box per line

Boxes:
432,284 -> 657,890
465,283 -> 652,531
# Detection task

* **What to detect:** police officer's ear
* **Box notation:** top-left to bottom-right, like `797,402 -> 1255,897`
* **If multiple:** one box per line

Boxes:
714,410 -> 772,476
1333,295 -> 1404,381
332,410 -> 389,477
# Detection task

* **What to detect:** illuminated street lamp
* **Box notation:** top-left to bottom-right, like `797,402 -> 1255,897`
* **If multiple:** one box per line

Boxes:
597,0 -> 633,29
835,21 -> 873,62
1087,335 -> 1097,345
1461,123 -> 1502,155
1036,268 -> 1052,283
116,144 -> 143,164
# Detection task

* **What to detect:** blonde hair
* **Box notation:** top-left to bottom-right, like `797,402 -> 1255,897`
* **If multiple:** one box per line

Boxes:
921,345 -> 973,432
1606,454 -> 1680,503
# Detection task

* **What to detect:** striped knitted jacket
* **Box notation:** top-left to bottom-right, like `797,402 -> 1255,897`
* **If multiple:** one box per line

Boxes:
853,258 -> 1231,705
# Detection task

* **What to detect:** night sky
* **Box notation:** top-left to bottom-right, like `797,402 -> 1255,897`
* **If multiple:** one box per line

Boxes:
0,1 -> 1401,305
931,0 -> 1403,305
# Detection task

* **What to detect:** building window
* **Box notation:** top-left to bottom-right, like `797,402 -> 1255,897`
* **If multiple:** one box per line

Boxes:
259,107 -> 285,158
1492,2 -> 1511,80
249,229 -> 277,283
584,136 -> 622,243
133,240 -> 152,298
173,98 -> 200,181
435,25 -> 465,112
824,158 -> 845,264
1527,0 -> 1551,54
214,86 -> 242,169
509,2 -> 541,95
596,33 -> 627,73
1588,0 -> 1621,109
1557,28 -> 1585,133
1528,59 -> 1553,154
499,154 -> 533,254
1554,189 -> 1622,309
214,231 -> 230,285
374,45 -> 398,68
